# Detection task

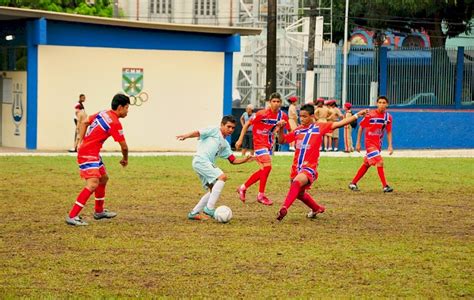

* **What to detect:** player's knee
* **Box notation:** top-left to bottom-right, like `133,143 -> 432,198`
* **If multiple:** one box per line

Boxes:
100,174 -> 109,185
86,179 -> 100,191
377,162 -> 384,167
218,174 -> 228,182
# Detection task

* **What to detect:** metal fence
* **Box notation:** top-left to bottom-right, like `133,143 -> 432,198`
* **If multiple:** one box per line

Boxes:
315,47 -> 474,107
293,46 -> 474,108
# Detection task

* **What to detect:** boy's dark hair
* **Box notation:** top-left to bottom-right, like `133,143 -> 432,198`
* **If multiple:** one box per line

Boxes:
79,94 -> 85,98
269,92 -> 281,100
221,115 -> 236,125
300,103 -> 315,115
377,95 -> 389,103
111,94 -> 131,110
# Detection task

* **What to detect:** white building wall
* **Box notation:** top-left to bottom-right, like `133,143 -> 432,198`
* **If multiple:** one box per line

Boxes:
0,71 -> 27,148
37,45 -> 225,151
119,0 -> 239,26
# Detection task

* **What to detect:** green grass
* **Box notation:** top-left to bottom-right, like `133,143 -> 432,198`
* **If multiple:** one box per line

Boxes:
0,156 -> 473,298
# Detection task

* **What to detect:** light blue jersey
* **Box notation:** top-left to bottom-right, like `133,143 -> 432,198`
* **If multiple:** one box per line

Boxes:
192,127 -> 233,188
194,127 -> 233,164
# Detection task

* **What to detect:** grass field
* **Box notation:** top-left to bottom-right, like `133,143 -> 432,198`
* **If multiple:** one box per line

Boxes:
0,155 -> 473,298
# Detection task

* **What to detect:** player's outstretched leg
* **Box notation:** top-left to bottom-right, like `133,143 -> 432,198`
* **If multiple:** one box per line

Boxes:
188,192 -> 211,220
204,175 -> 227,218
238,169 -> 261,203
66,186 -> 94,226
349,163 -> 370,191
277,181 -> 302,221
257,166 -> 273,205
298,192 -> 325,219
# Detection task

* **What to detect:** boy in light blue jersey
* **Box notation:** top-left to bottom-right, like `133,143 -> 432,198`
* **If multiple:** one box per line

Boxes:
177,115 -> 253,220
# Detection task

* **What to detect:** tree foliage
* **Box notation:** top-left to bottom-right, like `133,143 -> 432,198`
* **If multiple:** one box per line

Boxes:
311,0 -> 474,47
0,0 -> 113,17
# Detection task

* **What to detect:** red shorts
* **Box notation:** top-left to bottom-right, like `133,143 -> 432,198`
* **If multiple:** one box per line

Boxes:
291,166 -> 318,190
254,148 -> 272,164
77,155 -> 107,179
364,148 -> 383,166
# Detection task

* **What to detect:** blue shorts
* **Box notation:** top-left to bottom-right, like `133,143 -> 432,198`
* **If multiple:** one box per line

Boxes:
192,157 -> 223,189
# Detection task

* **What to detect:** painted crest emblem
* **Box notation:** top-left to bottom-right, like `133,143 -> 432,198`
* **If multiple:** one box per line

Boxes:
122,68 -> 143,96
11,83 -> 23,136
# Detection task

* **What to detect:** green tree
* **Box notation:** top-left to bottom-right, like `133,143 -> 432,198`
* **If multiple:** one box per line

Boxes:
329,0 -> 473,47
0,0 -> 113,17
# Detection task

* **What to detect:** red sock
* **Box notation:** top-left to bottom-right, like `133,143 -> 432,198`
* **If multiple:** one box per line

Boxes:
282,181 -> 302,209
259,166 -> 272,193
244,169 -> 261,189
352,163 -> 370,184
298,192 -> 324,212
94,184 -> 106,213
377,166 -> 387,187
69,188 -> 93,218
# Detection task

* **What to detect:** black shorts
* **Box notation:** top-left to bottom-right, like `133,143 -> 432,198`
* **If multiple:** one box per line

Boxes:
242,132 -> 253,150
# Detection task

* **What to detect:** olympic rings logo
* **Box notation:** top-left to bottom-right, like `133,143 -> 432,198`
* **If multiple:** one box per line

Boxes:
129,92 -> 149,106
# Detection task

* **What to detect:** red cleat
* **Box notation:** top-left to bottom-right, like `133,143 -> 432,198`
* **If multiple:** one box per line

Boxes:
257,195 -> 273,206
276,207 -> 288,221
237,186 -> 246,203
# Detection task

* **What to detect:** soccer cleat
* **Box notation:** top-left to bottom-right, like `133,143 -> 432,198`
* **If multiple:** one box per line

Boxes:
66,215 -> 88,226
93,209 -> 117,220
187,212 -> 210,221
348,183 -> 360,191
383,185 -> 394,193
237,186 -> 247,203
203,206 -> 216,218
276,207 -> 288,221
257,195 -> 273,206
307,206 -> 326,219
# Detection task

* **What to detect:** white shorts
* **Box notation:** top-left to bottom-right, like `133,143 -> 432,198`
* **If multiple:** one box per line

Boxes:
192,157 -> 223,189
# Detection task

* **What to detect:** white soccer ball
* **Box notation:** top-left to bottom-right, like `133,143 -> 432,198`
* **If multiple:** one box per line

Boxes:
214,205 -> 233,223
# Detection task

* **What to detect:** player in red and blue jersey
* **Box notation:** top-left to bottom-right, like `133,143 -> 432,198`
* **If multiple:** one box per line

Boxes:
235,92 -> 290,206
66,94 -> 130,226
349,96 -> 394,193
276,104 -> 368,221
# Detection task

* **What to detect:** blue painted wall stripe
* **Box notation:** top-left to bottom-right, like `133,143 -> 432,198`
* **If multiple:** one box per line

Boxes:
223,52 -> 233,117
454,47 -> 464,109
46,20 -> 237,52
379,47 -> 388,96
26,20 -> 40,150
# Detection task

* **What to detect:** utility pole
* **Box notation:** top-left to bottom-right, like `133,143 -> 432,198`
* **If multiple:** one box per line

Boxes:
304,0 -> 317,103
266,0 -> 277,100
113,0 -> 119,18
342,0 -> 349,104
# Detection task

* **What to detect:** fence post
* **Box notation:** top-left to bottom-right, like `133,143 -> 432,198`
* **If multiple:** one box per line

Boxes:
378,46 -> 388,97
454,46 -> 464,109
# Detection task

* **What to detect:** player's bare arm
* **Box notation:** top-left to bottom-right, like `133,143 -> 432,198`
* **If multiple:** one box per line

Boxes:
77,119 -> 91,147
387,131 -> 393,155
119,140 -> 129,167
332,109 -> 368,130
356,126 -> 363,152
230,155 -> 254,165
235,121 -> 250,150
176,130 -> 200,141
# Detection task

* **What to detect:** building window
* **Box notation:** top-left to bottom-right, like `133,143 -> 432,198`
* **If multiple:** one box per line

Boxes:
211,0 -> 216,16
150,0 -> 155,13
153,0 -> 171,15
194,0 -> 216,16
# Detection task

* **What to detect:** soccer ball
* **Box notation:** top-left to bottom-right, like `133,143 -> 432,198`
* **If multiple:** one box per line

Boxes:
214,205 -> 233,223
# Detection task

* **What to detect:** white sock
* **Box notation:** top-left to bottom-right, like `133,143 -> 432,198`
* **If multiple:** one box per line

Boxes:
191,192 -> 210,214
206,180 -> 225,209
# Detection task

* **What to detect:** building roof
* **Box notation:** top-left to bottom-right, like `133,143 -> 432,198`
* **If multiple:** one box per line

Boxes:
0,6 -> 261,36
